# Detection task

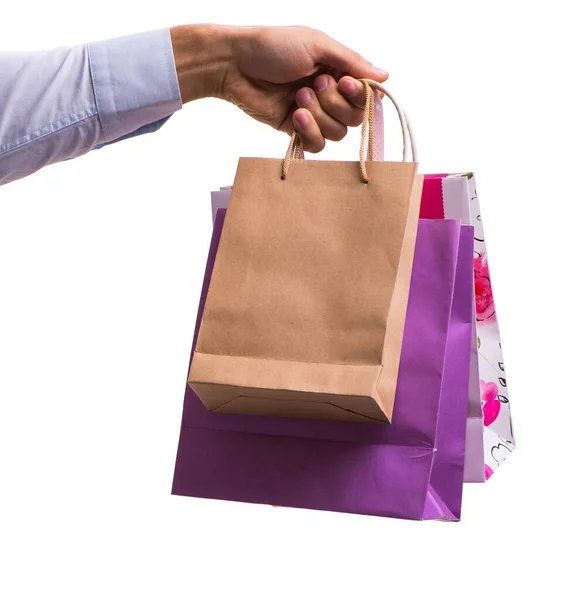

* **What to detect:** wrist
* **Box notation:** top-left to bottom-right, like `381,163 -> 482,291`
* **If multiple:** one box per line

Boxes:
170,24 -> 236,103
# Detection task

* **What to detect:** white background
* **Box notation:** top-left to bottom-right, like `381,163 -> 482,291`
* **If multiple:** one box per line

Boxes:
1,1 -> 571,598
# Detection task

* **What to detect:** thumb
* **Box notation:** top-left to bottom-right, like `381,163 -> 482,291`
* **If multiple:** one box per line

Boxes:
314,34 -> 389,81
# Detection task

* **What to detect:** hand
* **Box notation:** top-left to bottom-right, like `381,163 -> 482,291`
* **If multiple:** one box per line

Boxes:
171,24 -> 388,152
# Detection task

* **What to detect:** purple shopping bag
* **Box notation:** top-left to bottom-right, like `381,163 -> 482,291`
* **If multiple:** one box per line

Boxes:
172,210 -> 474,520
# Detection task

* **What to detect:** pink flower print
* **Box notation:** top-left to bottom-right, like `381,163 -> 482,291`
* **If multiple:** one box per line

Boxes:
474,255 -> 496,323
480,380 -> 501,426
485,464 -> 494,480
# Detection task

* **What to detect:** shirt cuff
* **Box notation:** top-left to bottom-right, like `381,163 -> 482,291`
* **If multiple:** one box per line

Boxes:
87,28 -> 182,144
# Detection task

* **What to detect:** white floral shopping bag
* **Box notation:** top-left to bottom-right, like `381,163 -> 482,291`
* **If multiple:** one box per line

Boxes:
419,173 -> 515,481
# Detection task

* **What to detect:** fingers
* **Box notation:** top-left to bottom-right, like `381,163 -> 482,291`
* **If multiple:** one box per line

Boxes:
296,85 -> 348,142
293,108 -> 325,153
336,76 -> 369,110
291,75 -> 371,152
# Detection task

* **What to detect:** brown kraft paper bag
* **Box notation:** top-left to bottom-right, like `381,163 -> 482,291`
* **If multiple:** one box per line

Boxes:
189,81 -> 422,423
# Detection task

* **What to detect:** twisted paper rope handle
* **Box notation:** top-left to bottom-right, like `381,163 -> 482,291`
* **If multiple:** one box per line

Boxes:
281,79 -> 417,182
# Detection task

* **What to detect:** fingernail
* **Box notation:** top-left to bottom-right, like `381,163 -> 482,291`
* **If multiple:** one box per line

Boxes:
294,111 -> 309,128
314,75 -> 328,93
296,88 -> 311,106
339,79 -> 357,97
373,67 -> 389,79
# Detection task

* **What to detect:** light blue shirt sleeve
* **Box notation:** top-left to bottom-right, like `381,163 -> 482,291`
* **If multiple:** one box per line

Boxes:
0,28 -> 182,186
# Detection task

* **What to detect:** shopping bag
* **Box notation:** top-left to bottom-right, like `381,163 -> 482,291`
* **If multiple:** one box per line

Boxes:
420,174 -> 515,481
172,209 -> 474,520
209,92 -> 514,480
365,91 -> 515,480
189,82 -> 422,423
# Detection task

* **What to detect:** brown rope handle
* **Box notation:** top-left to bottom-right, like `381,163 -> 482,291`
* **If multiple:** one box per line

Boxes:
358,83 -> 375,182
282,82 -> 376,183
281,79 -> 417,182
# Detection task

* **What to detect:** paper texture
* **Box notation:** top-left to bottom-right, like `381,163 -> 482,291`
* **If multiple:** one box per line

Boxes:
190,158 -> 422,422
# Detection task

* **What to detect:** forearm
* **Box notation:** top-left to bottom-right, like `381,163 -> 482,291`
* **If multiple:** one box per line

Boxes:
0,22 -> 377,187
0,28 -> 181,186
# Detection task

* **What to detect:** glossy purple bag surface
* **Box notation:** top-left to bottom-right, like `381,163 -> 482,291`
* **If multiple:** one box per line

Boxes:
172,210 -> 473,520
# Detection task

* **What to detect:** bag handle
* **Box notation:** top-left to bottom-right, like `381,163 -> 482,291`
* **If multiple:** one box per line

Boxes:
281,79 -> 417,183
363,79 -> 418,165
372,91 -> 384,162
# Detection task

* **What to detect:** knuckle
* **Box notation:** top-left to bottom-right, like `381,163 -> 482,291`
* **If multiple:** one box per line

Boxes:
349,112 -> 364,127
296,87 -> 315,108
318,89 -> 345,115
329,126 -> 348,142
304,137 -> 325,153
